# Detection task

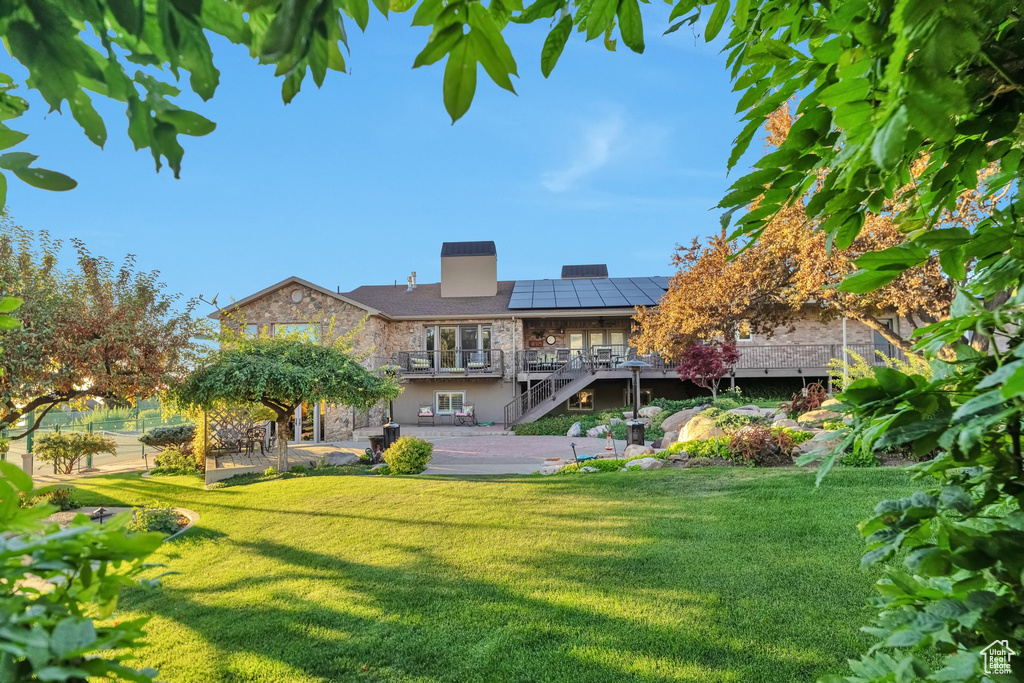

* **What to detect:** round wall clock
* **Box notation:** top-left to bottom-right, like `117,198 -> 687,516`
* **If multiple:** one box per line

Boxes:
546,335 -> 556,345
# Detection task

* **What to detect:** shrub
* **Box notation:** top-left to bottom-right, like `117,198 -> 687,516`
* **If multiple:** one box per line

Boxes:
152,448 -> 202,474
264,466 -> 278,477
827,349 -> 932,392
675,341 -> 740,400
42,486 -> 77,511
383,436 -> 433,474
666,437 -> 732,458
840,449 -> 880,468
557,455 -> 662,474
781,381 -> 827,417
127,506 -> 181,535
290,464 -> 308,474
372,464 -> 391,475
35,432 -> 117,474
139,423 -> 196,454
701,407 -> 767,433
774,427 -> 814,445
729,425 -> 792,467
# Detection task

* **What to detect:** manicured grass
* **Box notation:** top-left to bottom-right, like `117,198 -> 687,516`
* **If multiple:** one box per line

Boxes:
68,467 -> 917,682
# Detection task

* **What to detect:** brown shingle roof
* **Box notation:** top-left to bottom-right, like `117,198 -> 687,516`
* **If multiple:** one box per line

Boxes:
342,281 -> 517,318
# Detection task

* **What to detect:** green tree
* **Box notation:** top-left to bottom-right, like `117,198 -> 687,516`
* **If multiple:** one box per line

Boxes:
34,431 -> 118,474
168,334 -> 401,470
0,221 -> 201,439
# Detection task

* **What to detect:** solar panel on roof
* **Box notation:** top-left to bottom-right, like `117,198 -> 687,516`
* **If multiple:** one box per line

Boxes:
508,276 -> 669,309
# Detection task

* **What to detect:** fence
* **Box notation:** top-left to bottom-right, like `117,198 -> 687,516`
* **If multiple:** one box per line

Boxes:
2,416 -> 193,474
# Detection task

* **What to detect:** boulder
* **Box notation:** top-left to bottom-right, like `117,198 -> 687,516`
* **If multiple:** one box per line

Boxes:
739,404 -> 761,411
622,457 -> 663,470
369,463 -> 388,472
651,438 -> 663,450
622,411 -> 633,419
726,407 -> 763,418
659,406 -> 710,443
609,418 -> 624,426
792,430 -> 845,460
797,409 -> 841,424
623,444 -> 656,459
820,398 -> 842,408
566,421 -> 581,437
579,465 -> 600,473
323,451 -> 360,466
638,406 -> 663,418
586,425 -> 609,438
678,414 -> 721,442
772,418 -> 801,430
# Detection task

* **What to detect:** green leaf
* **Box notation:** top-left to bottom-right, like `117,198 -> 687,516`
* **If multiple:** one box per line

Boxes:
0,152 -> 38,170
854,244 -> 929,272
156,110 -> 217,136
0,314 -> 20,330
617,0 -> 643,53
0,296 -> 22,313
12,168 -> 77,191
951,390 -> 1006,422
871,106 -> 909,171
540,15 -> 573,77
0,172 -> 6,209
838,268 -> 902,293
0,127 -> 28,151
443,37 -> 477,123
586,0 -> 618,41
0,460 -> 33,493
704,0 -> 729,41
68,92 -> 107,148
468,4 -> 518,75
50,617 -> 97,658
467,30 -> 516,93
411,0 -> 443,25
414,25 -> 464,68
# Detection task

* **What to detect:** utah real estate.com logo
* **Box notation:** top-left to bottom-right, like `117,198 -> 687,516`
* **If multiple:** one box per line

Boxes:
982,640 -> 1016,675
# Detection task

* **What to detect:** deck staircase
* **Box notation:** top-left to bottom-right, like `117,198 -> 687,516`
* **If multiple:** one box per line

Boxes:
503,353 -> 634,429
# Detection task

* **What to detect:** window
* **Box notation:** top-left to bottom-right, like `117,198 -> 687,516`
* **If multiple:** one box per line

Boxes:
242,324 -> 259,337
567,390 -> 594,412
736,320 -> 753,342
424,324 -> 491,350
273,323 -> 320,340
435,391 -> 465,415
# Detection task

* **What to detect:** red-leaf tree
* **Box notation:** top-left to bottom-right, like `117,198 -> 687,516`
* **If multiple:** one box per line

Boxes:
675,341 -> 740,401
0,220 -> 201,439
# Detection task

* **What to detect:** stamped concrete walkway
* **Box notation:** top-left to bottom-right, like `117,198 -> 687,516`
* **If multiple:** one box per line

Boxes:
425,435 -> 630,475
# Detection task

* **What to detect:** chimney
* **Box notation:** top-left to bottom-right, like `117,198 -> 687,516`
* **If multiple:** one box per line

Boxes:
407,271 -> 417,292
440,241 -> 497,298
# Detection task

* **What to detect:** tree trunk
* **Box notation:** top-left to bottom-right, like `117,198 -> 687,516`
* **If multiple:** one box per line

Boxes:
276,416 -> 290,471
845,312 -> 919,357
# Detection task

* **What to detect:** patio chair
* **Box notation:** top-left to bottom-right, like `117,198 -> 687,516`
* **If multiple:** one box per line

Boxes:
454,404 -> 477,425
555,348 -> 570,366
467,351 -> 487,371
595,347 -> 612,367
417,404 -> 435,426
410,352 -> 431,372
526,348 -> 539,371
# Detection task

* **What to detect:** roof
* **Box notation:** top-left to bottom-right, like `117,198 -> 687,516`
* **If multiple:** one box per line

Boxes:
207,276 -> 379,319
342,281 -> 517,317
440,241 -> 496,257
561,264 -> 608,279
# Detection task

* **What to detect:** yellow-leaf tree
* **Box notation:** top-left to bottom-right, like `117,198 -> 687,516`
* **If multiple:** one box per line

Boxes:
634,106 -> 995,359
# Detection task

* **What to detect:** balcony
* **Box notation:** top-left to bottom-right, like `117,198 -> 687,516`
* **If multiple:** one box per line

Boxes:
392,349 -> 504,378
515,343 -> 904,377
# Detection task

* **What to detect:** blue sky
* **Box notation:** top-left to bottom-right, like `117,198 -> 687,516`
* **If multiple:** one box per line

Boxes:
1,8 -> 753,311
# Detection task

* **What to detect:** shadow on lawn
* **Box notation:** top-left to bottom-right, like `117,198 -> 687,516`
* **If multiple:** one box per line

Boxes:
130,539 -> 804,682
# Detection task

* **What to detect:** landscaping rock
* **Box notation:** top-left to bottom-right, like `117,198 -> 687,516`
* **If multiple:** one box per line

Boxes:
638,406 -> 663,418
586,425 -> 609,438
369,463 -> 388,472
678,414 -> 721,442
622,457 -> 663,470
797,409 -> 841,424
821,398 -> 842,408
323,452 -> 360,466
609,418 -> 624,426
651,438 -> 663,449
792,430 -> 845,460
772,418 -> 800,429
579,466 -> 600,473
739,404 -> 761,411
660,406 -> 710,443
623,444 -> 656,458
566,421 -> 581,437
726,407 -> 763,418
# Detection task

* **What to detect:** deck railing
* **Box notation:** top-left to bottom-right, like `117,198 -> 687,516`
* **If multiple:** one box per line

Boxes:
504,352 -> 594,428
392,349 -> 504,376
513,343 -> 905,375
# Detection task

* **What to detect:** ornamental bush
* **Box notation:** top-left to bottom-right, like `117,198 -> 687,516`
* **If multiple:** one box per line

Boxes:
34,432 -> 117,474
139,424 -> 195,454
152,448 -> 202,475
127,506 -> 181,535
383,437 -> 434,474
729,425 -> 792,467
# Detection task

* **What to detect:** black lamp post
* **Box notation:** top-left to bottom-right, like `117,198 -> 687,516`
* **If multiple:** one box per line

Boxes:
618,358 -> 652,445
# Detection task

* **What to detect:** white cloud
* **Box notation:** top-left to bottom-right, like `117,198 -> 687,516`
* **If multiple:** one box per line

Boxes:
541,114 -> 625,193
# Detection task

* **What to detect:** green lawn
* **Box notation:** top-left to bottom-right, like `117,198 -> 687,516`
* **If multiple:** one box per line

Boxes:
68,467 -> 917,682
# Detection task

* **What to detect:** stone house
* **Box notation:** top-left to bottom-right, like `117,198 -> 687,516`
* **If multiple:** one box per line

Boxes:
212,241 -> 909,440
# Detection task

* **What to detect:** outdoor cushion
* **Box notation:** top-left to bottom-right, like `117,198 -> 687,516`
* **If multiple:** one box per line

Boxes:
418,407 -> 434,416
